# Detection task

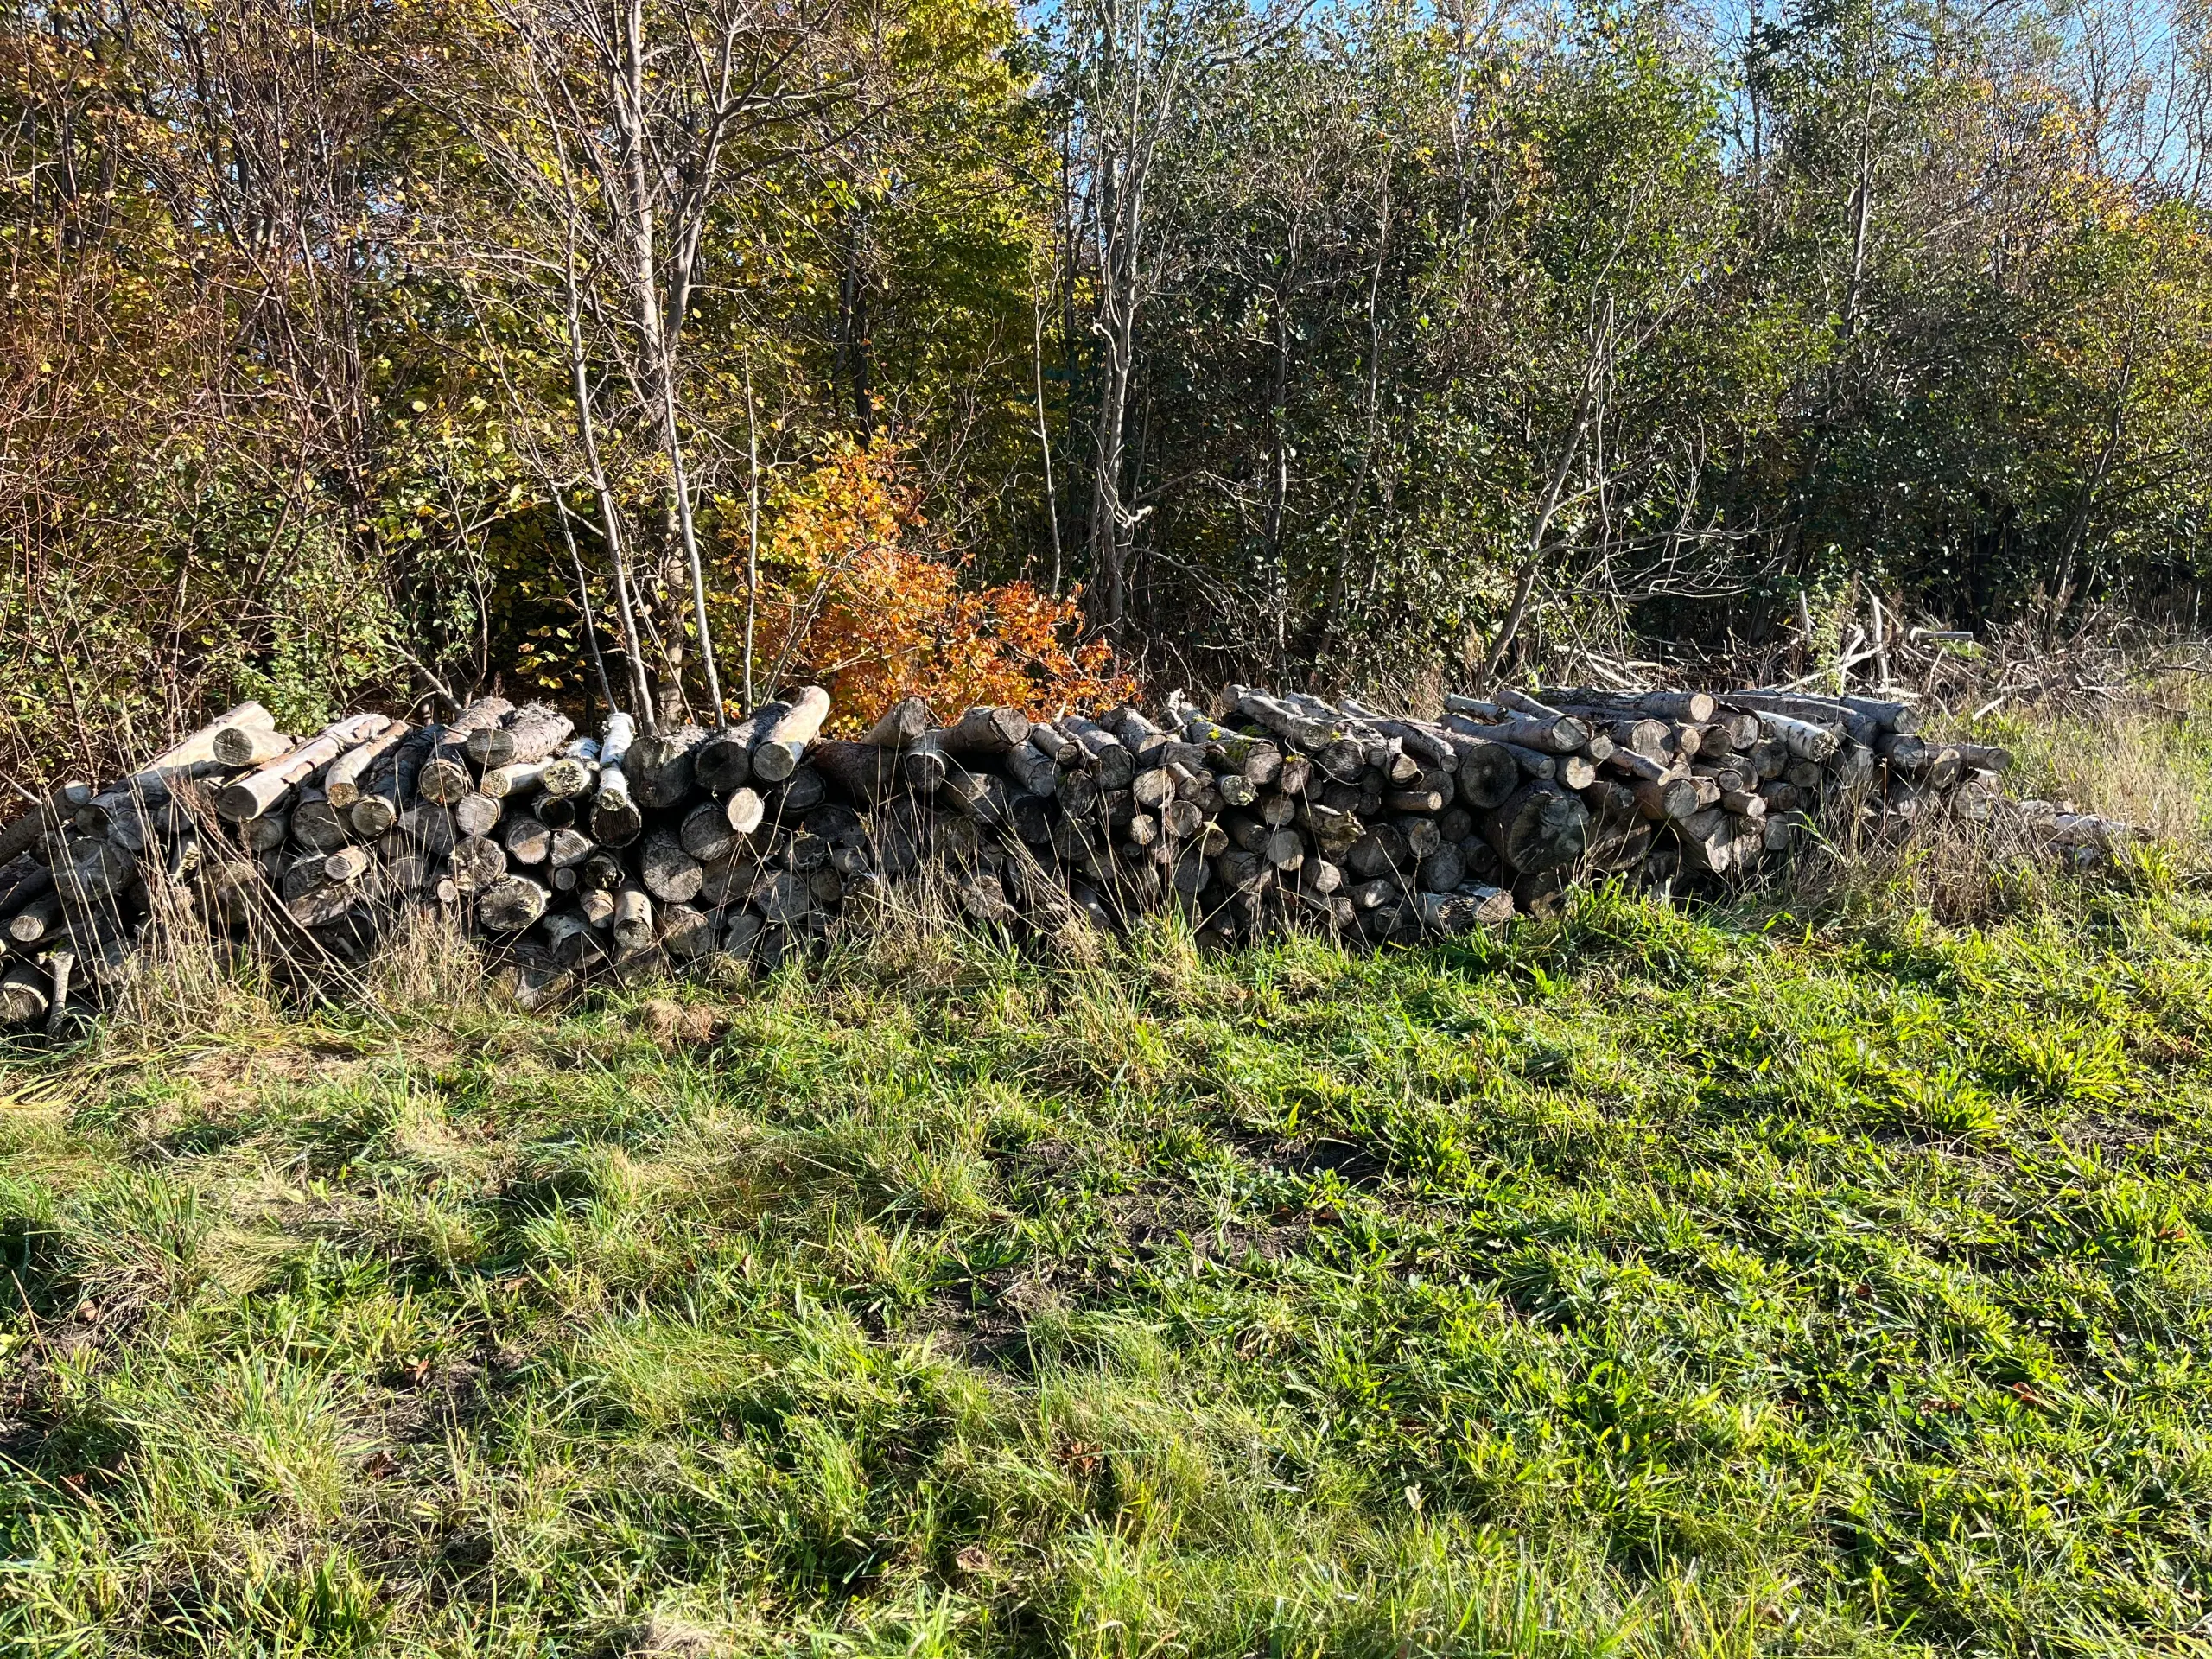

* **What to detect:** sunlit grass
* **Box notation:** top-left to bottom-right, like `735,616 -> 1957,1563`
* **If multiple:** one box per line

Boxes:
5,860 -> 2212,1655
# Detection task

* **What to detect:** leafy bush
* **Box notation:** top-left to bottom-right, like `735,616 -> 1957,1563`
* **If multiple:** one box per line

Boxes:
742,447 -> 1136,726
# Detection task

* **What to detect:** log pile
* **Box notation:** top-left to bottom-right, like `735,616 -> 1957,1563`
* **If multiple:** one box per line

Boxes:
0,683 -> 2133,1029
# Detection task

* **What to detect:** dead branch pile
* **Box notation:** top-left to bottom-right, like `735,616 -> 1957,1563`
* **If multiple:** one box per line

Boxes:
0,683 -> 2135,1030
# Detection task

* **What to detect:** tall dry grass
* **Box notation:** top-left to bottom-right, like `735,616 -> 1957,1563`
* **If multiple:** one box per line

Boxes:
85,887 -> 500,1063
1762,664 -> 2212,925
1966,670 -> 2212,848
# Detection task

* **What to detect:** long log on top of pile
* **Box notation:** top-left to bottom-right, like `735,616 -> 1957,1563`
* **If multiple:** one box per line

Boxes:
0,675 -> 2120,1029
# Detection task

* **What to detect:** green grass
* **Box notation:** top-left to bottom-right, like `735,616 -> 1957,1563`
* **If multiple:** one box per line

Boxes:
5,874 -> 2212,1656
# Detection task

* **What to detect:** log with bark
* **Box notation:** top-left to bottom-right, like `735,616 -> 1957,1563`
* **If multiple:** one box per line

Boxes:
749,687 -> 833,784
416,698 -> 514,804
216,714 -> 393,823
467,702 -> 575,769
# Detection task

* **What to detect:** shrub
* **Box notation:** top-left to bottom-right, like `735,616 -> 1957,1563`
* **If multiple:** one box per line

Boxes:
734,446 -> 1136,728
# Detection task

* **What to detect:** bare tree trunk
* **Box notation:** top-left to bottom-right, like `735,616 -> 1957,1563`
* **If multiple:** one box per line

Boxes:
2051,344 -> 2137,623
565,257 -> 658,725
1082,0 -> 1183,636
611,0 -> 719,722
1089,241 -> 1140,628
1033,257 -> 1065,594
744,355 -> 763,707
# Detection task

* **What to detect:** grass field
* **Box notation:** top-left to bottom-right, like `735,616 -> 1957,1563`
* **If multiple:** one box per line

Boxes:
4,851 -> 2212,1656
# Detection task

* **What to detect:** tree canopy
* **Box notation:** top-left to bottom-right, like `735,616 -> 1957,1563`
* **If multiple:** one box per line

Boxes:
5,0 -> 2211,771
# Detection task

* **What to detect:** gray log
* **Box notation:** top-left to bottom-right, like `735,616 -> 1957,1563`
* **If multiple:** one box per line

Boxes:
696,703 -> 785,791
752,869 -> 813,923
1444,711 -> 1591,755
772,766 -> 827,816
41,949 -> 74,1033
1003,741 -> 1063,797
1541,689 -> 1715,723
750,687 -> 832,783
1455,741 -> 1521,810
865,696 -> 936,748
679,802 -> 736,864
1482,783 -> 1590,874
349,724 -> 440,837
660,901 -> 717,959
290,792 -> 353,852
537,753 -> 596,801
1027,721 -> 1084,766
723,787 -> 766,836
1838,696 -> 1918,734
591,764 -> 643,848
1298,857 -> 1344,895
1396,816 -> 1441,860
479,874 -> 550,931
630,724 -> 709,810
1226,686 -> 1344,752
286,880 -> 360,928
1061,719 -> 1137,789
8,889 -> 65,945
503,817 -> 553,865
0,863 -> 53,919
1384,788 -> 1446,815
1345,823 -> 1411,880
216,713 -> 392,823
323,723 -> 410,806
35,702 -> 268,851
1,960 -> 51,1027
943,704 -> 1033,760
1955,741 -> 2012,773
612,886 -> 656,955
479,760 -> 550,800
323,845 -> 374,884
697,850 -> 759,908
245,810 -> 292,854
1132,767 -> 1177,810
598,711 -> 637,768
453,793 -> 501,838
393,804 -> 456,859
467,702 -> 573,768
640,830 -> 705,904
548,827 -> 594,870
417,697 -> 514,804
450,836 -> 506,893
1753,711 -> 1842,762
1417,887 -> 1515,933
213,726 -> 296,766
540,910 -> 603,965
810,739 -> 906,806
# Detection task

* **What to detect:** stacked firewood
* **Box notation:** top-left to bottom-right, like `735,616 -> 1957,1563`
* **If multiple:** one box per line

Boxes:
0,682 -> 2128,1030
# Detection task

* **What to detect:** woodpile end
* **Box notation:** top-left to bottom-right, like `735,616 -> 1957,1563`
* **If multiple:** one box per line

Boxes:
0,683 -> 2135,1029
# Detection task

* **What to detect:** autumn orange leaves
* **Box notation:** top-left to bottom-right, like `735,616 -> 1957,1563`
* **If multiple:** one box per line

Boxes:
726,445 -> 1135,731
